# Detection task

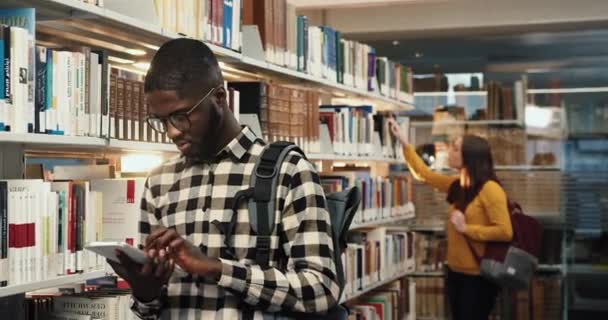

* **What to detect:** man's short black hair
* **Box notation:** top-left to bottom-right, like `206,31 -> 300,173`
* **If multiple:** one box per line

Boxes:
144,38 -> 223,98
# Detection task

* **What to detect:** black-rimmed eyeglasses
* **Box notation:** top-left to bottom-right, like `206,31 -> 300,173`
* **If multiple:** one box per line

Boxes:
146,85 -> 220,133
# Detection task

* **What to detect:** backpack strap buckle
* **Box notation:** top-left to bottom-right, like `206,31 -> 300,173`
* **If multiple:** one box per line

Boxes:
256,235 -> 272,269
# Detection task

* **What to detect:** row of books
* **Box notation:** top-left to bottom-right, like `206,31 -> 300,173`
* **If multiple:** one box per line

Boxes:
228,81 -> 320,153
0,180 -> 104,287
412,276 -> 447,319
318,107 -> 409,158
349,278 -> 414,320
154,0 -> 242,52
26,289 -> 136,320
0,9 -> 36,133
0,178 -> 145,287
488,275 -> 562,320
320,173 -> 414,226
413,233 -> 446,272
148,1 -> 415,100
344,228 -> 415,297
238,0 -> 417,100
78,0 -> 104,7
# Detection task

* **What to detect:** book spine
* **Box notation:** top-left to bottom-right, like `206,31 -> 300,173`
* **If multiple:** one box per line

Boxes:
3,27 -> 10,132
116,77 -> 125,140
124,79 -> 133,140
0,182 -> 6,287
35,46 -> 47,133
223,0 -> 232,49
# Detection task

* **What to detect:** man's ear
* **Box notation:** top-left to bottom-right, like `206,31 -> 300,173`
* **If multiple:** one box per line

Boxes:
214,86 -> 228,110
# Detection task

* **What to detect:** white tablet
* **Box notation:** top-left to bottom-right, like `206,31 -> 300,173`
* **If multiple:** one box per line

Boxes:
85,241 -> 149,264
86,241 -> 187,277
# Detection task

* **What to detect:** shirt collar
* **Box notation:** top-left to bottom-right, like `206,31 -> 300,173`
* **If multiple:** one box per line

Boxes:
215,126 -> 259,162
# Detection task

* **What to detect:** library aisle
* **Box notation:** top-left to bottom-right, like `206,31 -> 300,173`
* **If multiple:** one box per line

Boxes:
0,0 -> 606,319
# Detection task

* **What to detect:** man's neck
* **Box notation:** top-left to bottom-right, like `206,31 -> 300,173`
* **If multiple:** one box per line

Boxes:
213,114 -> 242,154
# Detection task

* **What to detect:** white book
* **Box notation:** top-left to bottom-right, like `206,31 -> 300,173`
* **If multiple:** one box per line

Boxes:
90,179 -> 145,247
232,0 -> 241,51
47,192 -> 59,277
10,27 -> 29,133
86,192 -> 99,271
233,89 -> 240,122
78,52 -> 88,136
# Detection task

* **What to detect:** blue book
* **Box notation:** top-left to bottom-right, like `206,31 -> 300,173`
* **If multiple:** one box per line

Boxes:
223,0 -> 233,49
0,8 -> 36,132
45,48 -> 53,133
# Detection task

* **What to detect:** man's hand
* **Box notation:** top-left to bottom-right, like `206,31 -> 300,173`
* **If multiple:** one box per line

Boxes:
106,249 -> 173,302
145,228 -> 222,278
450,210 -> 467,233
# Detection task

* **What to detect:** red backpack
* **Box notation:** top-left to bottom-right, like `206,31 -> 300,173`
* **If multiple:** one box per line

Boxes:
466,200 -> 543,289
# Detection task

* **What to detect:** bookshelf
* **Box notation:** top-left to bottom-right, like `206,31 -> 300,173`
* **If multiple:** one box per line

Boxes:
0,2 -> 417,318
0,133 -> 107,148
3,0 -> 414,111
0,134 -> 409,163
349,214 -> 416,230
0,271 -> 107,298
343,270 -> 410,303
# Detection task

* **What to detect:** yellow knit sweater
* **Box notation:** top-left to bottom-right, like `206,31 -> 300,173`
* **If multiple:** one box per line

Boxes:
402,145 -> 513,275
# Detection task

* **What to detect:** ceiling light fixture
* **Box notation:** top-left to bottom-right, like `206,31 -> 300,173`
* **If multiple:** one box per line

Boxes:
392,40 -> 400,46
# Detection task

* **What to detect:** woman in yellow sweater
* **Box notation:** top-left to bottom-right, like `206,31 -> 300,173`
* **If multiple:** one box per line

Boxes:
388,119 -> 513,320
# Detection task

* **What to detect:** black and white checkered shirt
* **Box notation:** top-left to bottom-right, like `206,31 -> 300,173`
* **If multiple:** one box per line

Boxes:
131,126 -> 339,319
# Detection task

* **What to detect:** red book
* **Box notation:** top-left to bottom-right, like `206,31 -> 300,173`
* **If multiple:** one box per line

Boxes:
319,112 -> 335,143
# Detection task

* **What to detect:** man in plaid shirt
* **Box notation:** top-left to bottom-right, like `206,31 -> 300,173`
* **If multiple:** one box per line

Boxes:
107,39 -> 339,319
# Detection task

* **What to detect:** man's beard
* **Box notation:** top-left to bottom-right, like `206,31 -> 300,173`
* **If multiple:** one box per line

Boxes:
191,106 -> 223,164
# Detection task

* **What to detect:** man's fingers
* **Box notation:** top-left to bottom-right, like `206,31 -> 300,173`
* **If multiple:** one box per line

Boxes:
164,259 -> 175,282
116,249 -> 139,273
155,228 -> 179,249
145,228 -> 169,248
155,259 -> 168,278
106,259 -> 129,279
169,238 -> 185,251
140,261 -> 154,276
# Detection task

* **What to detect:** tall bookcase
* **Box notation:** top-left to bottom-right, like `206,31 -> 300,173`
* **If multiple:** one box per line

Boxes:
0,0 -> 418,318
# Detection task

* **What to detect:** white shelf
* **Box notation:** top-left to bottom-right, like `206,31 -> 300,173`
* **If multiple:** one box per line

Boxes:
0,271 -> 107,298
350,214 -> 416,230
405,225 -> 445,232
9,0 -> 413,111
308,153 -> 402,163
344,270 -> 409,302
528,87 -> 608,94
408,271 -> 444,277
495,165 -> 560,171
108,139 -> 178,153
415,91 -> 486,97
410,119 -> 523,126
0,133 -> 107,148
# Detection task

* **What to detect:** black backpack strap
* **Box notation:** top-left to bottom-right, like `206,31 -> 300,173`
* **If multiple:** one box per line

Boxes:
249,141 -> 306,269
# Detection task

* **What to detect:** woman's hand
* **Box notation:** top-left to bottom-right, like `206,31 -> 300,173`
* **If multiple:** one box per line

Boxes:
450,210 -> 467,233
387,118 -> 408,146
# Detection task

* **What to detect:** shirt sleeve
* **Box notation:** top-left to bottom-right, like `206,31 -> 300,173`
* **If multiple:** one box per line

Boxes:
131,178 -> 168,319
464,181 -> 514,242
402,144 -> 456,193
217,155 -> 340,313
